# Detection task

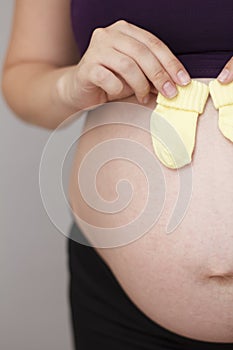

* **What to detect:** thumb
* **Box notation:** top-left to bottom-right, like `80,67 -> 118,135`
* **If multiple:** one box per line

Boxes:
217,56 -> 233,84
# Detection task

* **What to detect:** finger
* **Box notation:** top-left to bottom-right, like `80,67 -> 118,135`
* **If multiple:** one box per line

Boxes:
111,20 -> 191,87
217,56 -> 233,84
88,64 -> 124,96
108,32 -> 178,99
99,48 -> 153,103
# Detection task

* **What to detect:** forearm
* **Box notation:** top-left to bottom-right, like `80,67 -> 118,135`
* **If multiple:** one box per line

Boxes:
2,62 -> 80,129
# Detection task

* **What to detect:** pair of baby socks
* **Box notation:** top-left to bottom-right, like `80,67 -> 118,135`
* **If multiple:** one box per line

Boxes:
150,79 -> 233,169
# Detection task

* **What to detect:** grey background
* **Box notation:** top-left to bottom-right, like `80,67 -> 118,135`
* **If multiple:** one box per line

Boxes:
1,2 -> 76,349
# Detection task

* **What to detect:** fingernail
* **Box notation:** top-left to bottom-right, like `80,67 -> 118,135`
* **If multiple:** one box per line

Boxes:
163,82 -> 177,98
217,69 -> 230,82
177,70 -> 191,85
142,95 -> 150,104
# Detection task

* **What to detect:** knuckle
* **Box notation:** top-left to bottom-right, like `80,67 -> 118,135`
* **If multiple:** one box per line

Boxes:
134,42 -> 146,56
166,57 -> 181,70
114,19 -> 129,28
151,68 -> 167,83
93,66 -> 109,84
119,57 -> 134,72
110,84 -> 123,96
147,36 -> 163,49
92,27 -> 107,38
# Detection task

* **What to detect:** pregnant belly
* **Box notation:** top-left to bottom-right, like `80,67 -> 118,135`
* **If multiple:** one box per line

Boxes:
69,78 -> 233,342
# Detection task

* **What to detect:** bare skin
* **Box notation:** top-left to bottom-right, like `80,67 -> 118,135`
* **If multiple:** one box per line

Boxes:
2,0 -> 233,343
69,83 -> 233,342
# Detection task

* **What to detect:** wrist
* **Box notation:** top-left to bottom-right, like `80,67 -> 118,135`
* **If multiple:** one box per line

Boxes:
55,65 -> 80,113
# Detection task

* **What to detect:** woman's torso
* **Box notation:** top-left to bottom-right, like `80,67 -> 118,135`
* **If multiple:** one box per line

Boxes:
71,0 -> 233,77
69,0 -> 233,342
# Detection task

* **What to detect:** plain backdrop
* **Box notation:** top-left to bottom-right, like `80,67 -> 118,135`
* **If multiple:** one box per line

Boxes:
0,2 -> 81,349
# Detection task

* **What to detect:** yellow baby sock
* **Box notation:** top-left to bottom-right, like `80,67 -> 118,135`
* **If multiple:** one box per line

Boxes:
209,79 -> 233,143
150,80 -> 209,169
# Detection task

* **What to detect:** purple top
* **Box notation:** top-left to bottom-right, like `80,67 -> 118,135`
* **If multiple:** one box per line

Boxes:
71,0 -> 233,78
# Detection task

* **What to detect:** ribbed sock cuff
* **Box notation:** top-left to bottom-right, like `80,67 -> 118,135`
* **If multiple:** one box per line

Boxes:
156,80 -> 210,113
209,80 -> 233,109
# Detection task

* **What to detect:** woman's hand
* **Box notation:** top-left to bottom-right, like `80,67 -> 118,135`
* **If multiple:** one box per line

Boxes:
57,20 -> 191,111
217,56 -> 233,84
